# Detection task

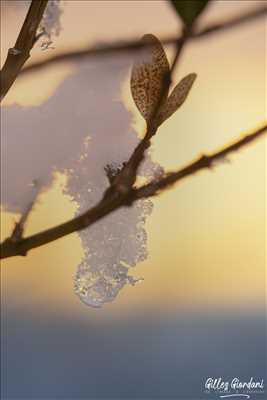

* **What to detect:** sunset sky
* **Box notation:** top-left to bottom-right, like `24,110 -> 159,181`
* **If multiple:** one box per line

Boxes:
1,1 -> 266,399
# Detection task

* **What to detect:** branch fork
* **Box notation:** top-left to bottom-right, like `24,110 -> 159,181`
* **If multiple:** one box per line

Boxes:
1,5 -> 266,260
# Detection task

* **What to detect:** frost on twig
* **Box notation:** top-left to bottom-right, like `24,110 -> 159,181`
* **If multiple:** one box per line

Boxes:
68,151 -> 157,308
38,0 -> 63,50
104,162 -> 126,184
73,34 -> 196,308
56,58 -> 163,308
71,166 -> 155,307
73,200 -> 152,308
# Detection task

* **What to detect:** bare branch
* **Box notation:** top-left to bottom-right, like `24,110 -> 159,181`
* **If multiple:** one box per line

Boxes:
19,5 -> 267,77
3,181 -> 40,254
1,123 -> 266,260
0,0 -> 48,101
133,123 -> 267,199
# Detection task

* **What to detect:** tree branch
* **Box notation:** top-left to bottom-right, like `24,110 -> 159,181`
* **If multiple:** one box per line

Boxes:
1,23 -> 189,259
133,123 -> 267,199
1,4 -> 266,261
0,0 -> 48,101
8,180 -> 40,247
1,123 -> 266,260
19,5 -> 267,77
112,27 -> 190,195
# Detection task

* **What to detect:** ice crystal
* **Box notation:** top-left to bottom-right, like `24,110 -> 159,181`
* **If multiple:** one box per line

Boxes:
39,0 -> 63,49
72,192 -> 154,307
74,261 -> 142,308
67,137 -> 158,308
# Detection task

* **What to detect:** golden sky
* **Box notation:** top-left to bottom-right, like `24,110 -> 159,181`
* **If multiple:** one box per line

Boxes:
1,0 -> 266,318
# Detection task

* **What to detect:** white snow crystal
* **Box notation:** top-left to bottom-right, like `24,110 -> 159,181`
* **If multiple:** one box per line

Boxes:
39,0 -> 63,49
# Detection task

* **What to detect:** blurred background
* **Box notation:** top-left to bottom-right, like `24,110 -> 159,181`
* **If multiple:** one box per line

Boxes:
1,1 -> 266,399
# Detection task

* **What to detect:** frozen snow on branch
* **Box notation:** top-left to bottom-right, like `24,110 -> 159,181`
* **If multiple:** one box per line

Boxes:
39,0 -> 63,50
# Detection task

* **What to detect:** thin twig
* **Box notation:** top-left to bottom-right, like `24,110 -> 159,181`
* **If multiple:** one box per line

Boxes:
1,123 -> 266,260
9,181 -> 40,246
133,123 -> 267,199
112,27 -> 190,194
19,5 -> 267,77
0,0 -> 48,101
